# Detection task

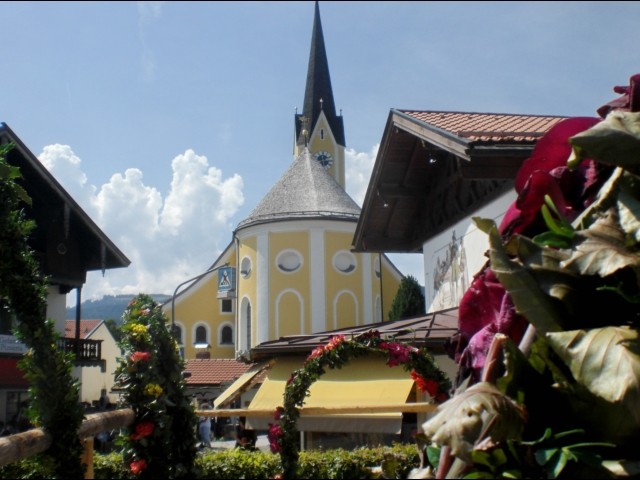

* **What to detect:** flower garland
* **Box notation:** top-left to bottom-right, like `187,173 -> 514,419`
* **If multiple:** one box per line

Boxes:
114,294 -> 198,479
0,145 -> 85,478
267,330 -> 452,479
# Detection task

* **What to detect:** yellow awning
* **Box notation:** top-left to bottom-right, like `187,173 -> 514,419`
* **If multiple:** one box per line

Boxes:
247,355 -> 415,434
213,362 -> 271,409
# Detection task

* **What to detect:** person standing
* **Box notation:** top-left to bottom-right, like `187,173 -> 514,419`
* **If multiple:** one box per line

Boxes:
198,403 -> 212,449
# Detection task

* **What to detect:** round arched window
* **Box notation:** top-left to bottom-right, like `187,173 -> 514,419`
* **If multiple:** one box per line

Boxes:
333,251 -> 357,274
276,250 -> 302,273
240,257 -> 252,279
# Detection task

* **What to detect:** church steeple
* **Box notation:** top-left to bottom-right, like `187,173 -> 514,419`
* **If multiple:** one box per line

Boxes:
295,1 -> 346,187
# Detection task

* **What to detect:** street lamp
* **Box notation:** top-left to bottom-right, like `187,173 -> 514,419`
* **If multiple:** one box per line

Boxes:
170,263 -> 230,341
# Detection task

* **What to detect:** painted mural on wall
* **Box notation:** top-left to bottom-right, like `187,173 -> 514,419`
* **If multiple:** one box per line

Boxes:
431,231 -> 469,310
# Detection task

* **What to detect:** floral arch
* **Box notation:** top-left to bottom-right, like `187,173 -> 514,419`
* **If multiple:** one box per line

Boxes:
267,331 -> 452,479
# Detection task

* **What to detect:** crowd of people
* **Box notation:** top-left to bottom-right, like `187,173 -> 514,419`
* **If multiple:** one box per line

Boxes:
197,403 -> 257,451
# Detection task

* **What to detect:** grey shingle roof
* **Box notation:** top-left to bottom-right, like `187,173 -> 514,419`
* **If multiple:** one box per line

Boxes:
235,148 -> 360,231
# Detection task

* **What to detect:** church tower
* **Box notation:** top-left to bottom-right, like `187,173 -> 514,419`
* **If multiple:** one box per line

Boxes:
294,1 -> 346,188
165,2 -> 403,362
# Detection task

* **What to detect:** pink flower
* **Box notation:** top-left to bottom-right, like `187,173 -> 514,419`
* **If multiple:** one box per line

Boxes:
453,116 -> 614,385
380,341 -> 411,366
130,459 -> 147,474
268,423 -> 284,453
307,346 -> 325,361
326,334 -> 346,351
130,351 -> 151,362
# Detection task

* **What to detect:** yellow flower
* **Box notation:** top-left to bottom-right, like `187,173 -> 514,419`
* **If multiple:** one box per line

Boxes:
144,383 -> 163,397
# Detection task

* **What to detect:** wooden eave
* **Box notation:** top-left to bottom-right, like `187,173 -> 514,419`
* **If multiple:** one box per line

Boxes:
352,110 -> 543,253
0,123 -> 130,289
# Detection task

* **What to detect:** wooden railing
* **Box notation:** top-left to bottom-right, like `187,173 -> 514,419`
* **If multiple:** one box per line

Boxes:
57,338 -> 102,361
0,408 -> 134,479
0,403 -> 437,479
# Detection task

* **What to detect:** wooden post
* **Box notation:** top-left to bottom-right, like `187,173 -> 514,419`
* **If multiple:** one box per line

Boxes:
82,437 -> 94,480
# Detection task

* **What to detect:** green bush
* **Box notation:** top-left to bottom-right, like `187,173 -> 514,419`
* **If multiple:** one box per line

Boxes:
0,443 -> 420,480
0,443 -> 419,479
93,451 -> 132,479
196,449 -> 280,479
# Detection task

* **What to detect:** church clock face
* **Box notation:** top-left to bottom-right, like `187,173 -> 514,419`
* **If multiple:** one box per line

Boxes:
314,151 -> 333,169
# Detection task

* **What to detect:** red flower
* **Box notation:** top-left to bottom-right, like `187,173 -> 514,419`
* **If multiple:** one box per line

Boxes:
130,459 -> 147,474
130,420 -> 155,440
410,371 -> 439,397
130,351 -> 151,362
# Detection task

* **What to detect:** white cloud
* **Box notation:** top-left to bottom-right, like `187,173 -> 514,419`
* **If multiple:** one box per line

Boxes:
38,145 -> 243,306
345,144 -> 379,206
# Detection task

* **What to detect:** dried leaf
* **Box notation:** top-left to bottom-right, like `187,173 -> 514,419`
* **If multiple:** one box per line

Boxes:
421,382 -> 526,463
560,208 -> 640,278
568,111 -> 640,172
546,326 -> 640,439
546,326 -> 640,405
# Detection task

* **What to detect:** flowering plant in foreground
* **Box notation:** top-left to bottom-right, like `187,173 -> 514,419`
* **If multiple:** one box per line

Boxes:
114,294 -> 198,479
268,330 -> 451,478
417,74 -> 640,479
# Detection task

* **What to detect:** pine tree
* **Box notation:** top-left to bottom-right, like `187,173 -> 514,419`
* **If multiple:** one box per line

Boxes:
388,275 -> 425,320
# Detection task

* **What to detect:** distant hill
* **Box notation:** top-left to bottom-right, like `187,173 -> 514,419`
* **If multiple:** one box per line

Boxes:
66,294 -> 172,322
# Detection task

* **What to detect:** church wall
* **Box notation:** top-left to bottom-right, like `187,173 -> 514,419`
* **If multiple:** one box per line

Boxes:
324,230 -> 363,327
238,236 -> 257,349
269,231 -> 311,337
165,248 -> 237,360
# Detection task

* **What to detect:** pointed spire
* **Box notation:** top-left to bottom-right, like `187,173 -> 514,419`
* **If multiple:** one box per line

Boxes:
296,2 -> 345,147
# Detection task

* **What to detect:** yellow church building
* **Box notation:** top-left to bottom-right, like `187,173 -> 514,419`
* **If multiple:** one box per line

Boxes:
163,3 -> 404,362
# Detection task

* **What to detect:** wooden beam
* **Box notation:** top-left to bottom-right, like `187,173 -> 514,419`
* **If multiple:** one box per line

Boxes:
0,408 -> 134,468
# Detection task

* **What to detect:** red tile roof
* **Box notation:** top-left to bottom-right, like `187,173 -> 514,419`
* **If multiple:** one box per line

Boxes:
184,358 -> 255,386
65,320 -> 102,339
400,110 -> 567,143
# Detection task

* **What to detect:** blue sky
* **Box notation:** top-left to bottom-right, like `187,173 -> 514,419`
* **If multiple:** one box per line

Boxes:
1,1 -> 638,307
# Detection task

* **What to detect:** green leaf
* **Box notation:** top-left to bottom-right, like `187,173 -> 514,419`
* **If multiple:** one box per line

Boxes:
535,447 -> 558,466
471,450 -> 494,470
463,471 -> 496,479
426,445 -> 440,470
532,231 -> 574,249
548,450 -> 569,479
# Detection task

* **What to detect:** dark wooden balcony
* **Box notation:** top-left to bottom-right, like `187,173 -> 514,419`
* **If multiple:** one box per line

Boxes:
57,338 -> 105,370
